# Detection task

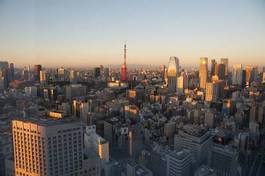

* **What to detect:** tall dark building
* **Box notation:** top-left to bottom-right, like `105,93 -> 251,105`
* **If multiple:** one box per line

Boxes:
9,63 -> 15,81
94,67 -> 101,78
215,63 -> 225,80
23,66 -> 30,81
210,59 -> 217,78
33,64 -> 42,82
221,58 -> 229,77
0,61 -> 9,88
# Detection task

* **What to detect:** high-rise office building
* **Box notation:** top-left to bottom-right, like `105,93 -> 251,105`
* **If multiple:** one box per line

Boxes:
174,124 -> 212,166
65,84 -> 87,100
0,61 -> 9,70
205,80 -> 224,102
220,58 -> 229,77
209,144 -> 239,176
166,149 -> 193,176
0,77 -> 5,91
177,72 -> 188,95
72,100 -> 91,124
12,118 -> 84,176
0,61 -> 9,89
210,59 -> 217,78
84,125 -> 109,164
214,64 -> 225,80
70,70 -> 78,83
103,67 -> 110,80
23,66 -> 31,81
263,72 -> 265,83
57,67 -> 67,81
33,65 -> 42,82
199,57 -> 208,89
39,70 -> 46,83
205,82 -> 218,102
245,66 -> 258,86
232,64 -> 243,86
94,67 -> 101,78
9,63 -> 15,81
0,68 -> 9,89
167,56 -> 179,94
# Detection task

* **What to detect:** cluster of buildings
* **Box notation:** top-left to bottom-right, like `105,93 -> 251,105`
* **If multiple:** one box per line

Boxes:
0,46 -> 265,176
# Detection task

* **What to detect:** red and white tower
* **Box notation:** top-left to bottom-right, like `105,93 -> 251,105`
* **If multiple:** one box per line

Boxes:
121,43 -> 127,81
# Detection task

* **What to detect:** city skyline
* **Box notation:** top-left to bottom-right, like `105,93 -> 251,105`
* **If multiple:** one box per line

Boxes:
1,1 -> 265,176
0,0 -> 265,67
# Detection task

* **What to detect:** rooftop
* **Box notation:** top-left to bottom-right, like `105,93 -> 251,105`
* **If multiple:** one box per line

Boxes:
12,116 -> 81,127
182,124 -> 208,137
195,165 -> 216,176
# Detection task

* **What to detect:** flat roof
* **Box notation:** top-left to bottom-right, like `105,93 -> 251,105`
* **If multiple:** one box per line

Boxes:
12,117 -> 81,127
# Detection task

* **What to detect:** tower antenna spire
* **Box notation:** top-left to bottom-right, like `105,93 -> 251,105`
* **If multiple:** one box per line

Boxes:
124,42 -> 127,65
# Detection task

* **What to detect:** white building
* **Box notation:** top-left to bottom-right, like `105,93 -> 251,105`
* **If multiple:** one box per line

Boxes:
84,125 -> 110,164
12,118 -> 96,176
174,125 -> 212,166
166,149 -> 193,176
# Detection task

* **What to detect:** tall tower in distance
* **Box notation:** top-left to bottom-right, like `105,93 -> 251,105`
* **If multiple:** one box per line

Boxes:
199,57 -> 208,89
121,43 -> 127,81
167,56 -> 179,94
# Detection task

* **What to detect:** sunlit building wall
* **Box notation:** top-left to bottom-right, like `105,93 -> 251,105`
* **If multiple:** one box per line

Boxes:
167,56 -> 179,94
199,57 -> 208,89
12,119 -> 84,176
232,64 -> 243,86
39,70 -> 46,83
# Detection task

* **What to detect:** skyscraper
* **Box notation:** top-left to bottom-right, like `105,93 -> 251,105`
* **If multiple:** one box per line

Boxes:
94,67 -> 101,78
69,70 -> 76,82
121,43 -> 127,81
205,80 -> 224,102
245,66 -> 258,86
0,61 -> 9,89
12,118 -> 84,176
209,144 -> 239,176
214,64 -> 225,80
33,64 -> 42,82
40,70 -> 46,83
174,124 -> 212,166
199,57 -> 208,89
210,59 -> 217,78
9,63 -> 15,81
220,58 -> 229,77
177,72 -> 188,95
167,56 -> 179,94
23,66 -> 31,81
232,64 -> 243,86
166,149 -> 193,176
57,67 -> 67,81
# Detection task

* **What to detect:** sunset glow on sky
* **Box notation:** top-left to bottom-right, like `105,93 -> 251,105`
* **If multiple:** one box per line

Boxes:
0,0 -> 265,67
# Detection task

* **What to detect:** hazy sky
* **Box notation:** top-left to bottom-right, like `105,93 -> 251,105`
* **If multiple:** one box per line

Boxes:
0,0 -> 265,68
